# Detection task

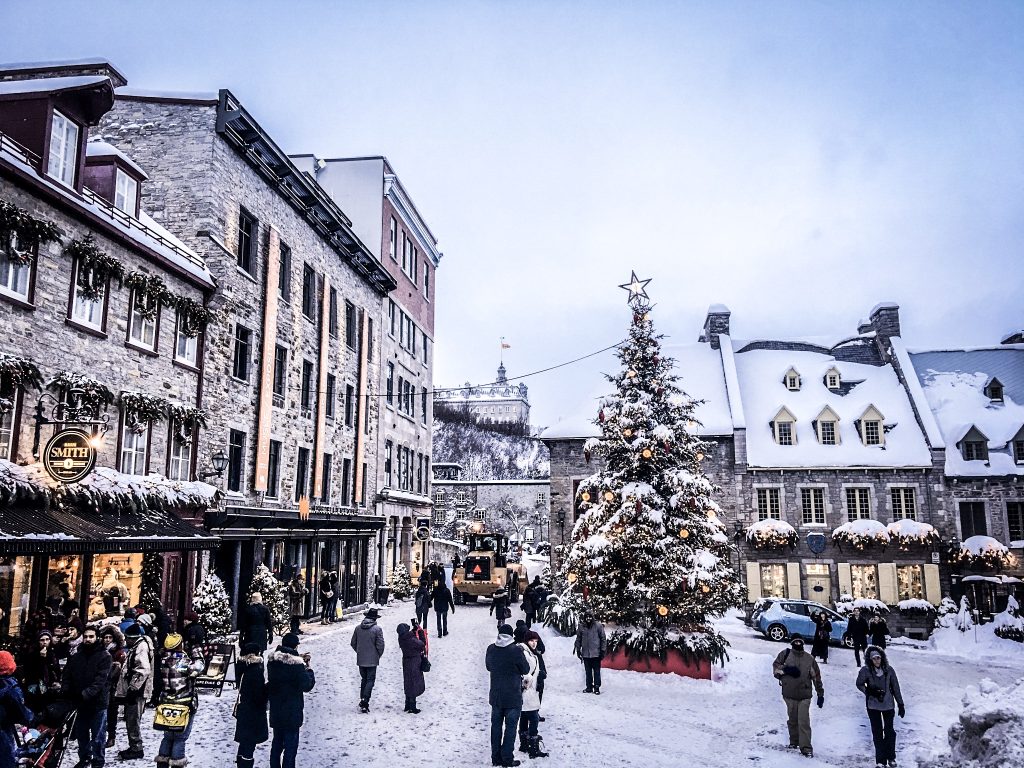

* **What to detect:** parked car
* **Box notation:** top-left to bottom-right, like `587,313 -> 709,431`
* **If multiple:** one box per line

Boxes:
754,598 -> 852,647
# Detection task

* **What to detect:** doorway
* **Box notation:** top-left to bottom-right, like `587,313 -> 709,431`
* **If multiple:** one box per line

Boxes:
805,563 -> 831,605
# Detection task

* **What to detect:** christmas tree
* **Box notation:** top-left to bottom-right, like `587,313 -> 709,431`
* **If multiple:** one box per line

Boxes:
388,563 -> 414,600
192,571 -> 232,640
248,564 -> 289,634
140,552 -> 163,611
558,274 -> 743,664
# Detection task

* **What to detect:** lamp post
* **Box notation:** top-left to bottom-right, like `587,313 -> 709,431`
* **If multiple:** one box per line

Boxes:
198,450 -> 229,480
733,520 -> 746,589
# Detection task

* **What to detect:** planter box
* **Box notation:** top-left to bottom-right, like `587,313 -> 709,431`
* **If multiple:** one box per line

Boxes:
601,646 -> 712,679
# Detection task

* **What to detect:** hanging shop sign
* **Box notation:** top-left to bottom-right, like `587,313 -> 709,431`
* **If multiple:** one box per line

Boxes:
415,517 -> 431,542
43,428 -> 97,483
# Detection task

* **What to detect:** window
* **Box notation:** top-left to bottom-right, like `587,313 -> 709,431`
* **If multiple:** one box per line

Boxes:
424,265 -> 430,300
777,422 -> 793,446
421,388 -> 427,425
756,488 -> 781,521
345,384 -> 355,427
863,420 -> 881,446
845,487 -> 871,521
341,458 -> 352,505
345,302 -> 357,349
890,487 -> 917,520
434,489 -> 444,505
47,110 -> 79,187
232,325 -> 252,381
267,440 -> 282,498
174,313 -> 198,366
0,247 -> 32,300
422,331 -> 429,365
272,345 -> 288,400
401,233 -> 408,273
236,207 -> 256,274
0,403 -> 16,460
416,453 -> 424,494
295,447 -> 310,502
384,440 -> 393,487
389,217 -> 398,262
70,261 -> 105,330
128,291 -> 158,350
114,170 -> 138,215
386,363 -> 394,405
962,440 -> 988,461
897,565 -> 924,601
321,453 -> 332,502
167,431 -> 191,481
825,369 -> 840,390
301,264 -> 317,320
984,379 -> 1004,402
787,375 -> 799,390
819,420 -> 836,446
328,287 -> 338,336
119,425 -> 148,476
801,488 -> 826,525
772,408 -> 796,445
325,374 -> 336,418
959,501 -> 986,538
759,564 -> 786,598
300,361 -> 314,412
388,300 -> 396,337
850,565 -> 878,600
278,243 -> 291,299
1008,502 -> 1024,543
227,429 -> 245,493
1015,440 -> 1024,464
367,319 -> 374,362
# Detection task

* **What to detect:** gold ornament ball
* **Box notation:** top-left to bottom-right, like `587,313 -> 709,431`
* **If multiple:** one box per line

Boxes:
626,370 -> 637,378
657,605 -> 669,617
706,509 -> 718,520
603,491 -> 615,502
701,585 -> 710,593
642,448 -> 653,459
623,429 -> 633,437
581,491 -> 591,502
678,528 -> 689,539
695,451 -> 705,461
567,572 -> 578,583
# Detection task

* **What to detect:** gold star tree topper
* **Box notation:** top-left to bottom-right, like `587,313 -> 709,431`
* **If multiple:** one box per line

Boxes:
619,271 -> 652,306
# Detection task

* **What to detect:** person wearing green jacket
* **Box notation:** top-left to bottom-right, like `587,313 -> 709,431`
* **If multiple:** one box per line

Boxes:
772,636 -> 824,758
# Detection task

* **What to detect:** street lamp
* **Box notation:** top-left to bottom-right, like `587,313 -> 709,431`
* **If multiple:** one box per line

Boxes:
557,508 -> 566,535
199,450 -> 229,480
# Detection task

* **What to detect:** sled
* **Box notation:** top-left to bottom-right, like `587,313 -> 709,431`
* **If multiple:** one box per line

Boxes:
193,641 -> 236,696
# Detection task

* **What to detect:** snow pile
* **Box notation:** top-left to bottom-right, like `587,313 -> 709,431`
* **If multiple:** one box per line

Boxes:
834,594 -> 889,615
744,519 -> 798,549
832,519 -> 890,549
953,536 -> 1016,570
920,677 -> 1024,768
888,518 -> 940,548
994,596 -> 1024,643
899,598 -> 936,614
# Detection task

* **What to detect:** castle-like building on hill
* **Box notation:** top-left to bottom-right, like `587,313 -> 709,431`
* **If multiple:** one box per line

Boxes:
436,364 -> 530,427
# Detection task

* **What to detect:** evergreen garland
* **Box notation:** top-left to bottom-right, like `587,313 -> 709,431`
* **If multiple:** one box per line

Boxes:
64,234 -> 126,300
0,354 -> 43,408
140,551 -> 163,610
47,371 -> 115,415
193,571 -> 233,640
0,198 -> 63,263
169,404 -> 208,442
120,391 -> 168,429
124,271 -> 167,320
164,295 -> 216,337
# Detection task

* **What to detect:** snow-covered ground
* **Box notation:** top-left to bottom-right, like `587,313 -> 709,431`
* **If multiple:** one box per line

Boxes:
122,601 -> 1024,767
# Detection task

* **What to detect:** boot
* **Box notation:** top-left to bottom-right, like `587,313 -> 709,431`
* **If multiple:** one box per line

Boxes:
154,758 -> 170,767
118,748 -> 145,760
235,758 -> 254,768
518,731 -> 529,753
529,737 -> 549,759
168,760 -> 188,768
359,699 -> 369,713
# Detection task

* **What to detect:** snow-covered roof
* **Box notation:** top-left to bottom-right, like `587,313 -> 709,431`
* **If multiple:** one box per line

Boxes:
731,343 -> 932,468
539,415 -> 602,440
908,347 -> 1024,477
661,342 -> 733,435
115,86 -> 219,103
86,140 -> 149,179
0,74 -> 109,96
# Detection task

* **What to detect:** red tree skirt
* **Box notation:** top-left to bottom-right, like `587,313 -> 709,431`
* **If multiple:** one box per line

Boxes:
601,646 -> 712,679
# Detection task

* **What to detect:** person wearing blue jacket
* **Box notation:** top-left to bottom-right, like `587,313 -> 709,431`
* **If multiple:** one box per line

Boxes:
0,651 -> 34,768
266,634 -> 315,768
485,624 -> 529,768
855,646 -> 906,768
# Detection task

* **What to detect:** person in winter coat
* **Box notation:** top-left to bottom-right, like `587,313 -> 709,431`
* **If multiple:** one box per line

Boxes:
410,618 -> 429,656
349,608 -> 385,712
286,576 -> 308,635
114,624 -> 154,761
490,588 -> 511,629
155,633 -> 205,767
855,646 -> 906,768
181,613 -> 206,655
327,572 -> 340,623
431,582 -> 455,638
574,612 -> 606,695
521,580 -> 541,628
266,634 -> 314,768
486,624 -> 530,768
507,570 -> 520,603
772,636 -> 825,758
414,584 -> 432,628
847,608 -> 871,666
239,593 -> 274,654
18,629 -> 62,717
396,624 -> 426,713
869,615 -> 891,649
99,625 -> 125,749
64,625 -> 113,768
810,611 -> 831,665
232,642 -> 268,768
516,631 -> 549,759
318,575 -> 333,625
0,651 -> 34,768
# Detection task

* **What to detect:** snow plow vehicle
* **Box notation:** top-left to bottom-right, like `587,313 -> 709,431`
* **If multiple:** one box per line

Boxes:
452,531 -> 528,603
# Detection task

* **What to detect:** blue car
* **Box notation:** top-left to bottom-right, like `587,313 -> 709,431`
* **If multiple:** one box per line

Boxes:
754,598 -> 852,647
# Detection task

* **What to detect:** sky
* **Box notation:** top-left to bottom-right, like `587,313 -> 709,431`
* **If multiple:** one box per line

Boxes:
1,1 -> 1022,429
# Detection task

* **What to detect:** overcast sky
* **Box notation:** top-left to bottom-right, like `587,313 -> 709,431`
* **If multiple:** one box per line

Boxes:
2,1 -> 1021,429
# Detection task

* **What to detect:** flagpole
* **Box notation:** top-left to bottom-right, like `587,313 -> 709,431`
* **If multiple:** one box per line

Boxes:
500,336 -> 504,366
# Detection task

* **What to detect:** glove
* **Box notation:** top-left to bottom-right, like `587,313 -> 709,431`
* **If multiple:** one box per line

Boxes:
898,705 -> 906,718
783,666 -> 801,678
816,695 -> 824,709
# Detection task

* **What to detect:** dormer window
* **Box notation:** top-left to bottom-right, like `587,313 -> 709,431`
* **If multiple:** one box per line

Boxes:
771,406 -> 797,446
959,426 -> 989,461
47,109 -> 80,187
824,366 -> 841,390
783,367 -> 801,391
814,406 -> 841,445
1014,437 -> 1024,464
114,170 -> 138,215
856,405 -> 885,446
984,378 -> 1004,402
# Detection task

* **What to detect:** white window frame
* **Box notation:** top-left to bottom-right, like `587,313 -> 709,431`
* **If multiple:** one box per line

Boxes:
120,424 -> 149,476
800,486 -> 827,525
863,420 -> 881,446
47,109 -> 79,187
818,420 -> 837,446
845,486 -> 872,521
114,170 -> 139,216
0,241 -> 32,301
174,313 -> 198,366
0,400 -> 17,460
890,486 -> 917,521
776,421 -> 793,446
167,431 -> 191,481
756,487 -> 782,521
128,291 -> 157,350
70,261 -> 105,330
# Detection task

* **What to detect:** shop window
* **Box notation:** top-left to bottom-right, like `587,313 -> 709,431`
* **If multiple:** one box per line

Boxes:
45,555 -> 81,619
897,565 -> 924,601
759,564 -> 787,598
0,555 -> 34,637
756,488 -> 781,520
850,564 -> 878,600
89,554 -> 143,620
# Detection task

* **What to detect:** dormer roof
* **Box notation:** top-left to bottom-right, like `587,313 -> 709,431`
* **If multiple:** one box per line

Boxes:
815,405 -> 840,422
772,406 -> 797,422
858,404 -> 885,422
0,75 -> 113,125
86,140 -> 148,180
782,367 -> 801,390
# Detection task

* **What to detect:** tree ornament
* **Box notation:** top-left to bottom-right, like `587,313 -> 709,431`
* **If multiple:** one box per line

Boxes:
679,528 -> 689,539
707,509 -> 718,520
696,451 -> 705,462
626,370 -> 637,379
603,491 -> 615,502
657,605 -> 669,617
653,355 -> 660,364
598,408 -> 605,423
567,572 -> 578,583
581,491 -> 591,503
657,386 -> 665,395
642,448 -> 653,459
623,428 -> 633,437
701,585 -> 711,593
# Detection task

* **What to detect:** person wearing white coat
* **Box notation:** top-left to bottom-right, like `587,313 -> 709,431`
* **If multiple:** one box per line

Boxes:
517,631 -> 549,759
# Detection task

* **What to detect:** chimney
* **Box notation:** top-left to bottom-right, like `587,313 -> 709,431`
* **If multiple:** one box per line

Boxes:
699,304 -> 731,350
868,302 -> 901,341
0,59 -> 128,88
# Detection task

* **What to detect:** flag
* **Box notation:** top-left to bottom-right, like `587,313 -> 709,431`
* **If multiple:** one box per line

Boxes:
501,342 -> 511,349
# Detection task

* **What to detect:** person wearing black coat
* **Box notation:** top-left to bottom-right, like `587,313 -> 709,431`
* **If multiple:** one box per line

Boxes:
414,584 -> 432,628
233,642 -> 268,768
486,624 -> 530,768
397,624 -> 426,714
810,612 -> 832,664
63,626 -> 113,768
239,593 -> 274,654
327,572 -> 340,623
431,582 -> 455,638
490,589 -> 511,629
869,615 -> 891,649
266,634 -> 315,768
182,611 -> 207,654
847,608 -> 870,666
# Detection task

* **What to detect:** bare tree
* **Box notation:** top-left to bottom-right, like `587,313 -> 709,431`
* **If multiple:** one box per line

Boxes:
487,494 -> 543,543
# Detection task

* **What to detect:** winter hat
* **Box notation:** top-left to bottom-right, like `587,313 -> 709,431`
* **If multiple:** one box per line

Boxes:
37,629 -> 53,640
250,592 -> 263,603
123,608 -> 138,619
364,608 -> 380,620
497,624 -> 514,637
281,633 -> 300,649
513,625 -> 526,644
124,623 -> 143,637
68,618 -> 84,633
242,642 -> 261,656
524,630 -> 541,643
184,611 -> 201,623
790,637 -> 805,649
397,623 -> 411,636
868,648 -> 882,661
0,651 -> 16,676
136,614 -> 153,627
164,633 -> 183,651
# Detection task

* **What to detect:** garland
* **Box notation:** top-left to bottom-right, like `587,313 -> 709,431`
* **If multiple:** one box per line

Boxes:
47,371 -> 115,414
164,295 -> 216,337
0,354 -> 43,405
64,234 -> 126,301
0,198 -> 63,264
120,391 -> 168,430
169,404 -> 208,442
123,271 -> 167,321
745,520 -> 798,551
831,520 -> 891,551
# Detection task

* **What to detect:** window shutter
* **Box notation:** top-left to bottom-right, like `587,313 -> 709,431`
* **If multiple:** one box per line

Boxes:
837,563 -> 852,597
923,564 -> 942,605
878,563 -> 898,605
746,562 -> 762,602
786,562 -> 802,599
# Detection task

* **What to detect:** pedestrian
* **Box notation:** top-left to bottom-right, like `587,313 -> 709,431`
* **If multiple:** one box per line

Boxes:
410,618 -> 429,657
810,611 -> 831,665
154,633 -> 205,767
573,611 -> 606,695
1,650 -> 35,768
286,575 -> 308,635
848,608 -> 870,667
266,634 -> 315,768
238,593 -> 274,655
99,625 -> 125,749
114,623 -> 153,761
349,608 -> 384,713
17,629 -> 62,718
521,580 -> 538,629
516,630 -> 549,759
414,583 -> 432,628
318,574 -> 333,625
397,623 -> 426,714
150,601 -> 171,651
63,624 -> 113,768
490,588 -> 511,629
232,642 -> 267,768
507,569 -> 520,603
119,609 -> 139,635
452,553 -> 462,570
486,624 -> 529,768
772,636 -> 825,758
327,572 -> 341,623
181,612 -> 206,656
869,614 -> 891,649
431,580 -> 455,638
856,646 -> 905,768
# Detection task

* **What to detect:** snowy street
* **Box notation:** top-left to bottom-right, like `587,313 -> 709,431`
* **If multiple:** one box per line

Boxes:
121,599 -> 1024,768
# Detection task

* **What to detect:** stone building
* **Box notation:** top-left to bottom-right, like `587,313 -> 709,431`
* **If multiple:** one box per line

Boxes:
436,364 -> 531,427
290,156 -> 440,580
0,64 -> 220,637
92,67 -> 397,618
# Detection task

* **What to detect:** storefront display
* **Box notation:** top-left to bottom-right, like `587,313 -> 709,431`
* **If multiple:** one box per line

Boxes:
0,556 -> 32,637
88,553 -> 143,619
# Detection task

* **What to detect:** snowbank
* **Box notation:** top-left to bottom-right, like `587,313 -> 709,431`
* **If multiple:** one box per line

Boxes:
920,677 -> 1024,768
929,621 -> 1024,659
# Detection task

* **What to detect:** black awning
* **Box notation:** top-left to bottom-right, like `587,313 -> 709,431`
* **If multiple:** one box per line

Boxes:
205,507 -> 386,539
0,504 -> 219,554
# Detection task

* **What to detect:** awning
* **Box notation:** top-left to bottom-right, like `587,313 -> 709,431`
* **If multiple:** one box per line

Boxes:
0,504 -> 219,554
206,506 -> 386,539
